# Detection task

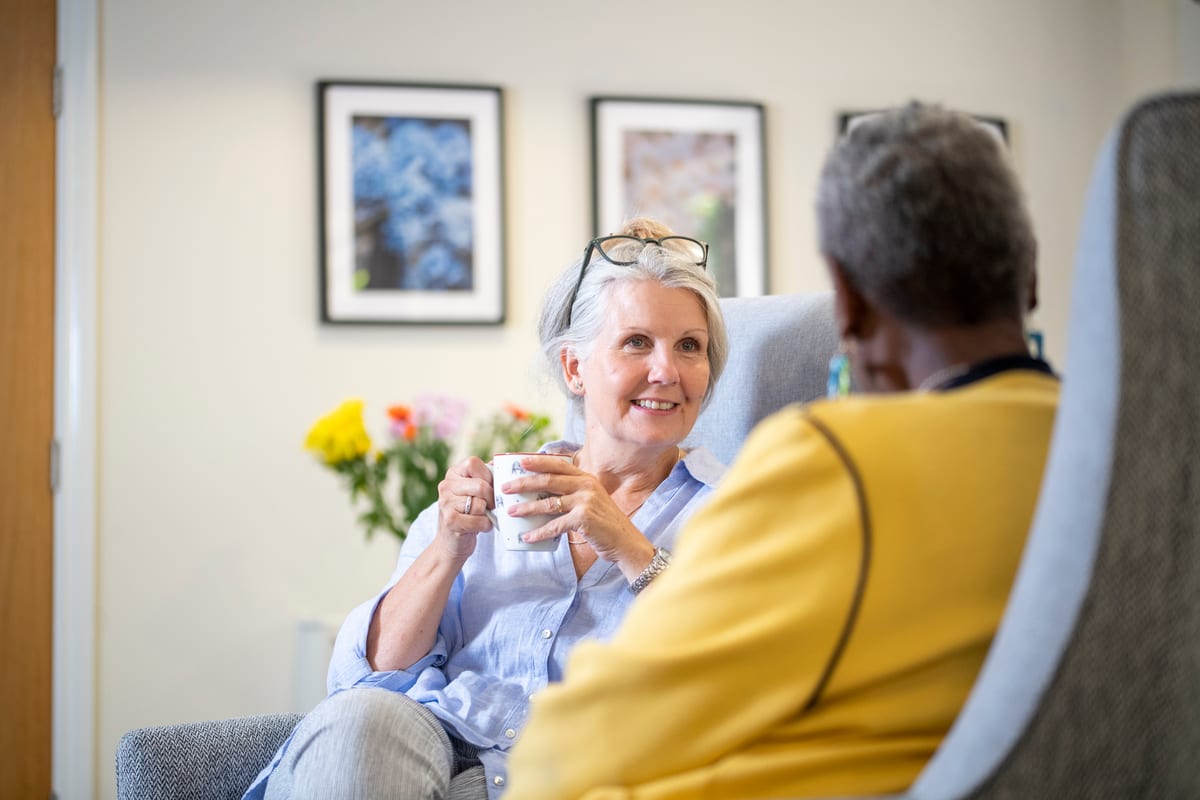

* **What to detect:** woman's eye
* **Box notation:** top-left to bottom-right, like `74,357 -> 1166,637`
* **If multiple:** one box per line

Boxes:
680,338 -> 701,352
627,336 -> 647,348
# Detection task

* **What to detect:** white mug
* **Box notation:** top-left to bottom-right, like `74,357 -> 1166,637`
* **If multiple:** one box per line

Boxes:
491,452 -> 571,551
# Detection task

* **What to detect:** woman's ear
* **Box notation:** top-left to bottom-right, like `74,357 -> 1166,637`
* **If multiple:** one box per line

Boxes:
560,347 -> 584,395
824,256 -> 870,341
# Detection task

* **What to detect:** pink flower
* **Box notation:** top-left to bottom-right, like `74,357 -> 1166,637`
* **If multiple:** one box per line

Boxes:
413,393 -> 469,440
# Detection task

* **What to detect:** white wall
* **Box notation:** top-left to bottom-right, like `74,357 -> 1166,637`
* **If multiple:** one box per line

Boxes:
1180,0 -> 1200,84
95,0 -> 1183,794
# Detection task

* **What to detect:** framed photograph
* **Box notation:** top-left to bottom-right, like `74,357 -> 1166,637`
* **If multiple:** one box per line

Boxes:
318,81 -> 505,324
591,97 -> 768,297
838,109 -> 1009,145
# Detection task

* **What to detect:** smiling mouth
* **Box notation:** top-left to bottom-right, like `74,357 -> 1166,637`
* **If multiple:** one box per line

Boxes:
632,400 -> 678,411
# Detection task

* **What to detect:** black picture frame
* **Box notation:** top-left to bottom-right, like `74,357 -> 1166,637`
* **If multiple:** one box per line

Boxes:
591,96 -> 769,297
317,80 -> 505,324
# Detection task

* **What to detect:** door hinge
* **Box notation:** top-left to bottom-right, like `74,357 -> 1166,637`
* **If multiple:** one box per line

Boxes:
50,439 -> 61,493
52,65 -> 63,119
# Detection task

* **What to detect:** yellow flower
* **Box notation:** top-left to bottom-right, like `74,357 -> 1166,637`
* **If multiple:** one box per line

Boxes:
304,399 -> 372,465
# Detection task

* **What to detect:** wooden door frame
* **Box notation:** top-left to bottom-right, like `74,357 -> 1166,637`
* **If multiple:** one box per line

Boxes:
53,0 -> 97,794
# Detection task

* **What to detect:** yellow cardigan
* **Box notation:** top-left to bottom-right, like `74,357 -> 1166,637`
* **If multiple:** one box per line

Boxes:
506,370 -> 1059,800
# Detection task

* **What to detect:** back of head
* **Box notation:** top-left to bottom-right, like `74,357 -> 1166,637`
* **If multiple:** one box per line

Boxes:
816,102 -> 1036,326
537,217 -> 728,415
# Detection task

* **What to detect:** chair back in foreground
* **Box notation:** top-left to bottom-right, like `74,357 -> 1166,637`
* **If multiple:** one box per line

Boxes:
909,90 -> 1200,800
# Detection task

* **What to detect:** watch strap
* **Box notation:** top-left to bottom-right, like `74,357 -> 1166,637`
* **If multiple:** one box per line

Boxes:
630,547 -> 671,594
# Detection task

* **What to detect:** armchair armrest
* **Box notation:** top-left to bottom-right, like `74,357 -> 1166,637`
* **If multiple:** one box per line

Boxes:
115,712 -> 303,800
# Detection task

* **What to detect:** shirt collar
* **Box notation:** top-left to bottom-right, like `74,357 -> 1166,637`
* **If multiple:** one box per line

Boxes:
935,354 -> 1057,392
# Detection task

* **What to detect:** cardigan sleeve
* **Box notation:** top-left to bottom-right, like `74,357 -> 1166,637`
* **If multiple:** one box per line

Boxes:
505,408 -> 866,799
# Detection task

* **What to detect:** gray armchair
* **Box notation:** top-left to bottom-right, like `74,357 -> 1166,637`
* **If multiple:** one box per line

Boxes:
115,291 -> 840,799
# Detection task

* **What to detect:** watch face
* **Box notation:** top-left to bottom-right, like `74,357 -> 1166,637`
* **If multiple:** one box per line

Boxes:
657,547 -> 672,564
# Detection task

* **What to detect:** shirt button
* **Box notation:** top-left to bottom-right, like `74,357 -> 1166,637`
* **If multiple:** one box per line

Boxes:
493,775 -> 506,787
541,629 -> 553,639
505,728 -> 516,739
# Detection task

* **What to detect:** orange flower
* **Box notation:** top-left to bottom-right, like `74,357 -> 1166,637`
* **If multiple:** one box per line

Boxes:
387,405 -> 418,441
505,403 -> 531,421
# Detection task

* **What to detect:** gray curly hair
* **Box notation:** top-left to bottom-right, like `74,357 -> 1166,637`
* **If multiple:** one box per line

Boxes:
536,218 -> 729,422
816,102 -> 1036,326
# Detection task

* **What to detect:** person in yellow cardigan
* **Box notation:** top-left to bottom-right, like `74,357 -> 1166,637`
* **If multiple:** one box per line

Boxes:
506,102 -> 1059,800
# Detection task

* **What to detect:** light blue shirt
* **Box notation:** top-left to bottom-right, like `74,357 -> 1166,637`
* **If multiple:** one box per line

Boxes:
244,443 -> 725,799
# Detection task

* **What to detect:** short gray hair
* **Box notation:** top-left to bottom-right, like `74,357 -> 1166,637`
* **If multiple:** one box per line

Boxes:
816,102 -> 1036,325
537,237 -> 728,421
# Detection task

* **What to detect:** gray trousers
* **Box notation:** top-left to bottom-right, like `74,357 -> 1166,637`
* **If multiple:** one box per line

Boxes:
263,687 -> 487,800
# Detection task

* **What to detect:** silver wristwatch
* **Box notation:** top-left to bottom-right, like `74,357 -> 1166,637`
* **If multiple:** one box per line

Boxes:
629,547 -> 672,595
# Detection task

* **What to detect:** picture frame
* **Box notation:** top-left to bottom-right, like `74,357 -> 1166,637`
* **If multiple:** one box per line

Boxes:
591,96 -> 768,298
838,109 -> 1009,145
318,81 -> 505,324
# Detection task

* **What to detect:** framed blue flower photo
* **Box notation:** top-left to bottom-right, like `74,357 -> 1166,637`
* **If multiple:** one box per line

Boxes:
318,81 -> 505,324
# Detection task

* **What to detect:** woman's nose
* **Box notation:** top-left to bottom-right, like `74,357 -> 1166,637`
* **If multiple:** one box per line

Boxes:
647,347 -> 680,384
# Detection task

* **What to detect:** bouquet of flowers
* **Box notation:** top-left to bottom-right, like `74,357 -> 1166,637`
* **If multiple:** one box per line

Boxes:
304,395 -> 555,543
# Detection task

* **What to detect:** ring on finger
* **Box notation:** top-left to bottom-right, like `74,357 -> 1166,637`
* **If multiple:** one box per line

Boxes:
462,495 -> 473,515
552,496 -> 564,515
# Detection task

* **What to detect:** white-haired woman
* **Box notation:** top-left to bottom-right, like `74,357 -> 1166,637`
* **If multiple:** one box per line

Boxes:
243,218 -> 729,800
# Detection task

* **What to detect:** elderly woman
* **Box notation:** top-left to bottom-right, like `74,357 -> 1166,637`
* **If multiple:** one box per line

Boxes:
507,103 -> 1060,799
242,218 -> 728,800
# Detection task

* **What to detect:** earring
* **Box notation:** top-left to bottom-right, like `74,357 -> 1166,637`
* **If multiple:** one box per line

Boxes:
827,345 -> 852,399
572,380 -> 583,392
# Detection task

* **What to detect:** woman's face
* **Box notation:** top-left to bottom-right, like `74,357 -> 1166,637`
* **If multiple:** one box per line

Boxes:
572,280 -> 711,455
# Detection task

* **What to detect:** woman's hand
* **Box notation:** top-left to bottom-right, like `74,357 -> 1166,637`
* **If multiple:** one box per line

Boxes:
505,455 -> 654,576
434,455 -> 496,561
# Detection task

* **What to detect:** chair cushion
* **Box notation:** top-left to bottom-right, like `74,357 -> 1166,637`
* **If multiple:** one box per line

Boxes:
116,713 -> 303,800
